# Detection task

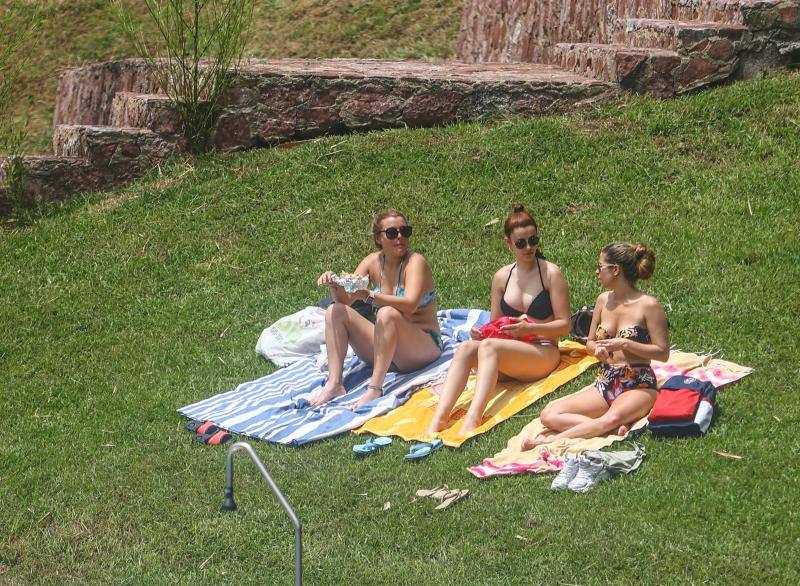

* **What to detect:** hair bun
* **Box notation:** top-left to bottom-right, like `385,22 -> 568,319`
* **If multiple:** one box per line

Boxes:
512,203 -> 526,214
634,244 -> 656,280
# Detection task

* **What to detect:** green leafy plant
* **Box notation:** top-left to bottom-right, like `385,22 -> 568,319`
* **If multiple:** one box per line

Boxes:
116,0 -> 256,154
0,1 -> 44,157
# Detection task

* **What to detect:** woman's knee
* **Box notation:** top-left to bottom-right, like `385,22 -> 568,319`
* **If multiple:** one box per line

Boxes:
375,305 -> 402,324
455,340 -> 480,360
539,402 -> 561,429
326,302 -> 349,324
476,338 -> 501,358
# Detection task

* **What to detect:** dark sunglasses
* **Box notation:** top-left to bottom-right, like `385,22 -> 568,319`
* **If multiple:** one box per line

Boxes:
513,235 -> 540,250
380,225 -> 413,240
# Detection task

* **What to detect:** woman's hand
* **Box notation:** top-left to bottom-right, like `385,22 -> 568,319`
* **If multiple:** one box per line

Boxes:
317,271 -> 337,287
593,345 -> 611,362
470,327 -> 484,341
595,337 -> 629,354
499,315 -> 533,339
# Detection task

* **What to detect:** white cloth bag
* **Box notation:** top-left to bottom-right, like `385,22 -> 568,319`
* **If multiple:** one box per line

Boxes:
256,306 -> 327,366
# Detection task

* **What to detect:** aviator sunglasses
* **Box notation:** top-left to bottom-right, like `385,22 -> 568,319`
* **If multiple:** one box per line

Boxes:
379,225 -> 413,240
513,235 -> 540,250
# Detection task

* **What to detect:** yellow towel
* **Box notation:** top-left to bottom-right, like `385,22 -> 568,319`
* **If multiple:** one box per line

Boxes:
354,340 -> 598,447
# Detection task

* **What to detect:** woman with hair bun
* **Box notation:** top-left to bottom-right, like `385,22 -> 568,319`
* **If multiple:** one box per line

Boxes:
311,209 -> 442,409
425,204 -> 571,438
523,242 -> 669,449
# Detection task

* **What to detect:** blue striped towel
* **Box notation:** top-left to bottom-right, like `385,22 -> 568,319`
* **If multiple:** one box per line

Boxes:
178,308 -> 489,445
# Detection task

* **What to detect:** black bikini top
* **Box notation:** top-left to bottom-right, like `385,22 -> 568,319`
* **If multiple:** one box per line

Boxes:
596,324 -> 652,344
500,259 -> 553,320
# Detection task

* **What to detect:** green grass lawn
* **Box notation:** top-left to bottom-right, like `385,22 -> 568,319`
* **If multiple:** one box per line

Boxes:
2,73 -> 799,584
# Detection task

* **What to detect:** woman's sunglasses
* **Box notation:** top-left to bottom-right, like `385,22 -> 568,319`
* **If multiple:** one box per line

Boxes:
513,235 -> 540,250
380,225 -> 413,240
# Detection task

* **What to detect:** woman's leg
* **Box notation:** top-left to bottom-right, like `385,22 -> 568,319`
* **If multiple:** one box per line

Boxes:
352,306 -> 443,408
539,384 -> 610,432
425,340 -> 481,434
458,339 -> 561,437
522,384 -> 608,449
525,387 -> 656,448
309,303 -> 375,406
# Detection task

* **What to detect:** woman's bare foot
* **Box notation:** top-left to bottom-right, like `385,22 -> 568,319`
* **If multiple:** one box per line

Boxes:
521,433 -> 550,451
425,416 -> 448,436
457,417 -> 480,438
616,424 -> 629,436
350,385 -> 382,411
309,383 -> 345,407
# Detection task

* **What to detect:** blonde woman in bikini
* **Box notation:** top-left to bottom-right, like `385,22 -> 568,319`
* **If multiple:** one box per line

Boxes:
425,204 -> 571,438
311,209 -> 442,409
524,242 -> 669,449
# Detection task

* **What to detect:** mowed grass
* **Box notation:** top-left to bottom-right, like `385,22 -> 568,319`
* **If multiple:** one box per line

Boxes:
2,0 -> 462,153
2,73 -> 799,584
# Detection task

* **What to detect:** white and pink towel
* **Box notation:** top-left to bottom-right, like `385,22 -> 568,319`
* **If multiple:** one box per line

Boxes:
468,350 -> 752,479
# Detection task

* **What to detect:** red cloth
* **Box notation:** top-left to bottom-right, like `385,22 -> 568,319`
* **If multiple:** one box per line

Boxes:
478,316 -> 539,343
648,388 -> 700,423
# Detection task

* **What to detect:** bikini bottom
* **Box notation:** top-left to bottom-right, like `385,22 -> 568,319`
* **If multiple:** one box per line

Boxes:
595,363 -> 657,406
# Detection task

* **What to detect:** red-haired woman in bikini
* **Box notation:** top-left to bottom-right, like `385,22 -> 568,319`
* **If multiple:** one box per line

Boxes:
425,204 -> 571,438
523,242 -> 669,449
311,209 -> 442,409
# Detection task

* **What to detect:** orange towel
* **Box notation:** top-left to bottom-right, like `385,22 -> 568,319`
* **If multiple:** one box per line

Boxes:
355,340 -> 598,447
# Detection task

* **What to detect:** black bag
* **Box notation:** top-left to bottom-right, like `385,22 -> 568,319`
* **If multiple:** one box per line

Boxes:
569,305 -> 594,342
317,296 -> 374,321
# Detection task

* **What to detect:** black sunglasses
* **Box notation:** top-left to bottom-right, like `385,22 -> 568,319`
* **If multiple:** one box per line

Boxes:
380,225 -> 413,240
513,235 -> 540,250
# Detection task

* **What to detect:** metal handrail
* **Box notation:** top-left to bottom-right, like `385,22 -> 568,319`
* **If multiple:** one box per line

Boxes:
222,441 -> 302,586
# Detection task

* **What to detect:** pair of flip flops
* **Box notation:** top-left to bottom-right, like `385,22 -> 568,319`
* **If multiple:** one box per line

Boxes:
186,420 -> 232,445
416,485 -> 470,510
352,437 -> 444,460
352,436 -> 392,455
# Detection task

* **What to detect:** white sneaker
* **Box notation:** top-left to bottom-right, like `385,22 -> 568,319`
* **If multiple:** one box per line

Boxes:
550,456 -> 579,491
568,456 -> 611,493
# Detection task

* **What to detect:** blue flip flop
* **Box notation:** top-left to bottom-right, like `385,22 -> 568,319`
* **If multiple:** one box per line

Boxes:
352,436 -> 393,456
404,439 -> 444,460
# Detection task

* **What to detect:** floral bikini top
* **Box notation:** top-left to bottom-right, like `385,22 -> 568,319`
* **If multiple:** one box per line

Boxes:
595,324 -> 651,344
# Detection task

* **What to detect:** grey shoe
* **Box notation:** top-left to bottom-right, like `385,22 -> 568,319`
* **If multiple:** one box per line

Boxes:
568,456 -> 611,493
551,456 -> 580,491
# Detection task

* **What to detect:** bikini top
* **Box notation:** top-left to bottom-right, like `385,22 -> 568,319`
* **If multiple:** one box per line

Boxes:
374,252 -> 437,308
500,259 -> 553,320
596,324 -> 651,344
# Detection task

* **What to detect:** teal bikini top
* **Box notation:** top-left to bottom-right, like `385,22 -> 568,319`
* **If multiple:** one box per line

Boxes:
374,252 -> 437,308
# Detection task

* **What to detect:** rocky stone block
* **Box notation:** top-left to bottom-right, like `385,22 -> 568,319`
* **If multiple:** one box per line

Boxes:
0,155 -> 104,208
110,93 -> 183,136
53,125 -> 182,172
54,59 -> 158,127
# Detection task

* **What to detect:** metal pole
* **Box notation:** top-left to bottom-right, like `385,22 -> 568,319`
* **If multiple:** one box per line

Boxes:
222,441 -> 302,586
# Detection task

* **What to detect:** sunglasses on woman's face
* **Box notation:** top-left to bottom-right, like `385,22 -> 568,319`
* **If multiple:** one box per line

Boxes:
380,225 -> 413,240
513,235 -> 540,250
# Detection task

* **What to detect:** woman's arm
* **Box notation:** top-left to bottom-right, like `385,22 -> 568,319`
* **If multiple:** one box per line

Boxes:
585,293 -> 609,361
595,296 -> 670,362
489,266 -> 509,321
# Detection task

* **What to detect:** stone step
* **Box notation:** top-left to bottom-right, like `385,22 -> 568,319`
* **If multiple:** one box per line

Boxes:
109,92 -> 183,136
1,155 -> 104,207
554,41 -> 740,95
613,18 -> 748,52
211,59 -> 618,149
53,125 -> 182,169
671,0 -> 800,29
554,43 -> 684,96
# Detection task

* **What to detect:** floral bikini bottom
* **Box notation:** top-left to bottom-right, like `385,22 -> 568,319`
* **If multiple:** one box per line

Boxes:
595,363 -> 658,405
